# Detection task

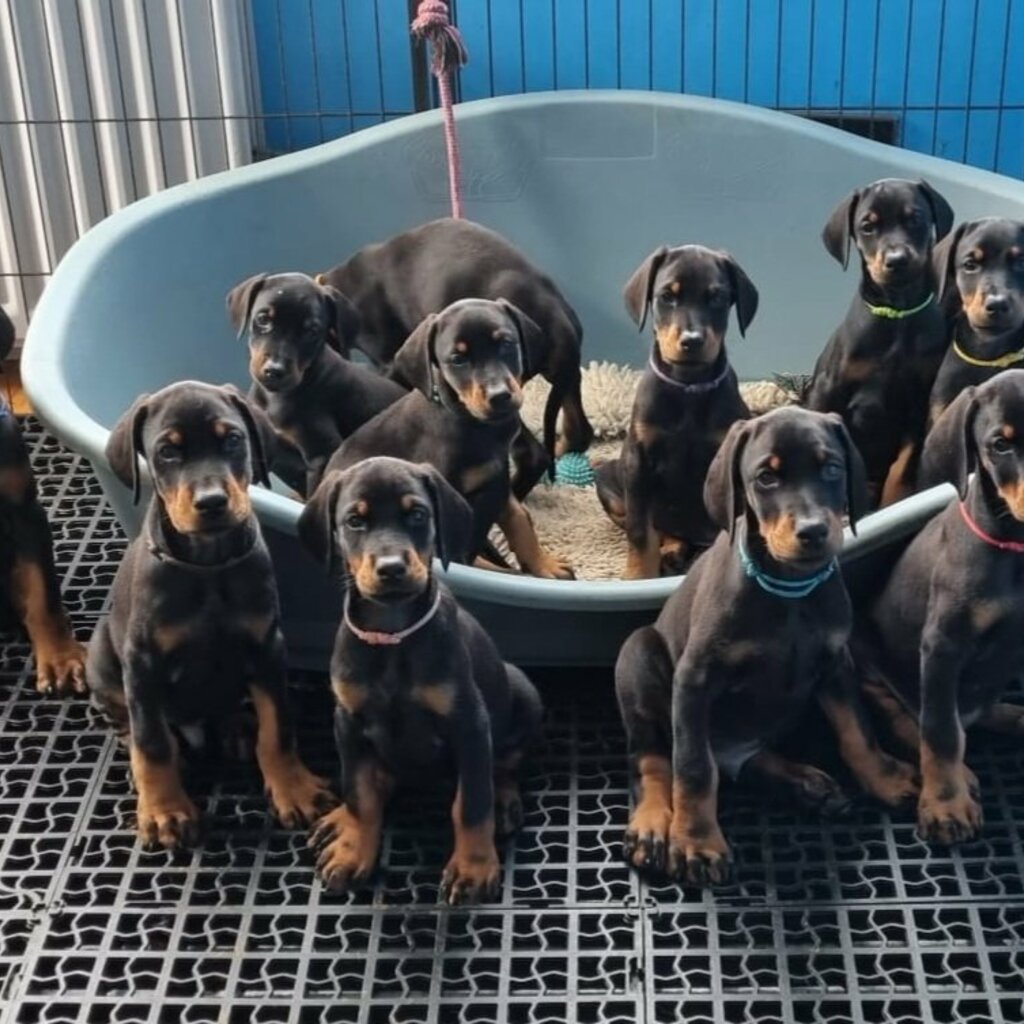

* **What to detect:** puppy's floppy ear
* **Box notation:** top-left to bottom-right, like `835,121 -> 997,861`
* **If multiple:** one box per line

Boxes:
391,313 -> 440,396
932,221 -> 970,304
703,418 -> 751,540
825,413 -> 869,535
719,251 -> 759,337
623,246 -> 668,331
226,274 -> 267,336
496,298 -> 546,377
822,189 -> 860,269
297,469 -> 344,575
105,393 -> 151,505
319,283 -> 361,356
920,386 -> 979,498
417,462 -> 473,570
916,179 -> 954,241
220,384 -> 276,487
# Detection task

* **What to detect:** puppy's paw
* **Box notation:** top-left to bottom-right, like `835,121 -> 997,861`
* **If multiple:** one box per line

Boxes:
623,803 -> 673,874
667,825 -> 733,888
440,846 -> 502,905
265,759 -> 338,829
917,789 -> 983,846
136,793 -> 200,851
791,764 -> 853,818
34,637 -> 87,697
530,550 -> 575,581
309,805 -> 380,891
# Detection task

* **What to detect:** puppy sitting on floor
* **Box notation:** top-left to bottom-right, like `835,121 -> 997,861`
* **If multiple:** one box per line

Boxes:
0,305 -> 85,694
854,371 -> 1024,846
615,407 -> 917,886
324,298 -> 574,579
595,244 -> 758,578
926,218 -> 1024,428
806,178 -> 954,507
299,456 -> 542,904
227,272 -> 405,496
88,381 -> 337,849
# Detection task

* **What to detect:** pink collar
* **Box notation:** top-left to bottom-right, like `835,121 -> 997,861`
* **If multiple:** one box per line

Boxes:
958,501 -> 1024,553
344,589 -> 442,645
647,353 -> 731,393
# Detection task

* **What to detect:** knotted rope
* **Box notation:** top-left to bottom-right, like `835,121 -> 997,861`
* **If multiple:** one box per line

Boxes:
411,1 -> 468,219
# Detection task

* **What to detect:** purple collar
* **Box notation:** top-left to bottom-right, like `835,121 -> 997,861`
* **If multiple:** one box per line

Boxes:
647,354 -> 731,393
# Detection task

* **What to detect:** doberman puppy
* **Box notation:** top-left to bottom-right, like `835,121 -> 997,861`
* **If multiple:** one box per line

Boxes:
615,407 -> 918,886
227,272 -> 406,496
595,245 -> 758,578
317,217 -> 594,496
806,179 -> 954,507
854,371 -> 1024,845
88,381 -> 336,849
299,456 -> 542,903
926,219 -> 1024,428
0,305 -> 85,695
325,299 -> 574,580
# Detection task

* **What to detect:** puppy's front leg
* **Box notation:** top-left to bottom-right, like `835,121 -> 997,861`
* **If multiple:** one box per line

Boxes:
249,626 -> 337,829
125,651 -> 199,850
917,614 -> 981,845
622,445 -> 660,580
818,648 -> 919,808
440,688 -> 501,905
668,655 -> 731,886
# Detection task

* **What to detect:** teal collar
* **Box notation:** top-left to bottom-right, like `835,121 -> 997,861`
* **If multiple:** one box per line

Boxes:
737,542 -> 837,598
863,291 -> 934,320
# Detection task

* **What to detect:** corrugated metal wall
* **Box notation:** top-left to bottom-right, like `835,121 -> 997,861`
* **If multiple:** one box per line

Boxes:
0,0 -> 259,340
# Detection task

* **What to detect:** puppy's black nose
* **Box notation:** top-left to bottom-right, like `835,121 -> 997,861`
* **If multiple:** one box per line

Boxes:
795,519 -> 829,546
375,555 -> 407,580
884,248 -> 910,270
681,330 -> 703,351
985,293 -> 1010,316
261,364 -> 286,385
193,489 -> 229,515
486,384 -> 513,409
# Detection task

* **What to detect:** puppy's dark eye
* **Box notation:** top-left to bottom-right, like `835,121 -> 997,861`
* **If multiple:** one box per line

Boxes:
156,443 -> 181,463
860,221 -> 876,235
500,337 -> 518,354
992,436 -> 1014,455
406,506 -> 428,526
707,288 -> 728,308
344,512 -> 366,530
962,256 -> 979,272
755,468 -> 779,488
223,432 -> 245,452
449,351 -> 469,367
659,289 -> 677,305
253,310 -> 272,332
905,210 -> 921,226
821,462 -> 843,482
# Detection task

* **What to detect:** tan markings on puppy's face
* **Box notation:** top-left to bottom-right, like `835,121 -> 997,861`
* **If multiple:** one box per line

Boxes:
996,478 -> 1024,521
758,513 -> 804,562
655,323 -> 684,363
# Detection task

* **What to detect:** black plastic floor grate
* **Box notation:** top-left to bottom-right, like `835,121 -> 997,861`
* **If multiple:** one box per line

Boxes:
1,418 -> 1024,1023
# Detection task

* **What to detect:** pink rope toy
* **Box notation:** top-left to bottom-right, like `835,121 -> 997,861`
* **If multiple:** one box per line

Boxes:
410,1 -> 468,219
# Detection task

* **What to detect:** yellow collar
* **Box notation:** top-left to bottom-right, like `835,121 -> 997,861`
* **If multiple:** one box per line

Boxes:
952,338 -> 1024,369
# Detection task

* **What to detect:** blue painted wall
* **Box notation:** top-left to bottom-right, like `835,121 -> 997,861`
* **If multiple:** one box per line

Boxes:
251,0 -> 1024,178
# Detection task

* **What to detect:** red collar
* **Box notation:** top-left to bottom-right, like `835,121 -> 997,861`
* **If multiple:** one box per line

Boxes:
344,589 -> 442,645
958,501 -> 1024,553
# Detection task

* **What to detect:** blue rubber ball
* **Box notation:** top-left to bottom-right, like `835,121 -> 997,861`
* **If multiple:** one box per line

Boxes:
554,452 -> 595,487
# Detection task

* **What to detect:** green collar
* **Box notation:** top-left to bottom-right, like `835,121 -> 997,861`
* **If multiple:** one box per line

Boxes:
863,292 -> 935,320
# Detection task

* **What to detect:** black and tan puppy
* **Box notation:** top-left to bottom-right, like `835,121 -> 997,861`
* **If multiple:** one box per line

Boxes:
88,381 -> 336,849
927,219 -> 1024,427
0,305 -> 85,695
299,456 -> 542,903
317,217 -> 594,495
595,245 -> 757,578
227,272 -> 405,496
325,298 -> 574,580
615,407 -> 917,886
855,371 -> 1024,845
807,179 -> 954,506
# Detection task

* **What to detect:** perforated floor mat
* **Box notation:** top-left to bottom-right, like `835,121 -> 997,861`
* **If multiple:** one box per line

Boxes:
2,419 -> 1024,1024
